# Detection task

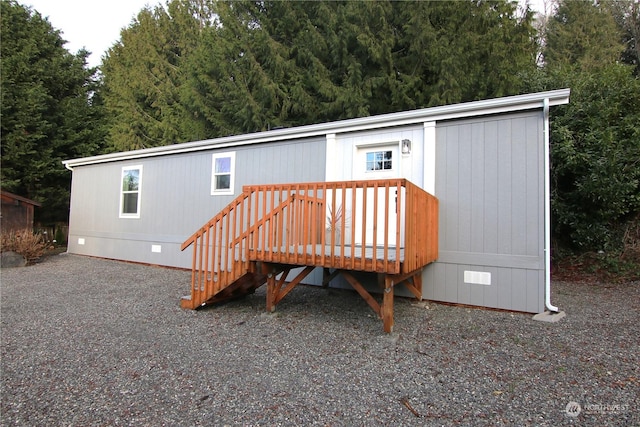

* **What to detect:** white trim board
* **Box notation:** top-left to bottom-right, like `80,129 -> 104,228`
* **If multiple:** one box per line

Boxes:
63,89 -> 570,169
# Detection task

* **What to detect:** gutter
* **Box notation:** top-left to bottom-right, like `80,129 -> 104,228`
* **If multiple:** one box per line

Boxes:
543,98 -> 559,313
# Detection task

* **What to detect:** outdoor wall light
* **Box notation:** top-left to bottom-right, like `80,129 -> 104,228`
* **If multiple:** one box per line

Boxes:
401,139 -> 412,154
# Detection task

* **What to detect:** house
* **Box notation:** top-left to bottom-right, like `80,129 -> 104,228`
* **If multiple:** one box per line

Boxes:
1,190 -> 41,232
63,89 -> 570,331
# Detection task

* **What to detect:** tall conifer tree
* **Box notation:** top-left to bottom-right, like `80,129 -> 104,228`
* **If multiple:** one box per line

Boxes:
534,0 -> 639,252
1,0 -> 105,223
102,0 -> 211,150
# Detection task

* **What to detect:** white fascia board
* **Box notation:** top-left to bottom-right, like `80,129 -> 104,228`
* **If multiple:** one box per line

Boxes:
63,89 -> 570,169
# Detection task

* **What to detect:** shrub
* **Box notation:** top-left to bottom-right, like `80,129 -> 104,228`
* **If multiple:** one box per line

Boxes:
547,64 -> 640,252
0,228 -> 48,264
54,226 -> 67,245
621,214 -> 640,264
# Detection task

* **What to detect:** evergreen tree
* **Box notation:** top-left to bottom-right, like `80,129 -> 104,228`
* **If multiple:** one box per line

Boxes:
184,0 -> 294,135
547,65 -> 640,252
182,0 -> 402,135
102,0 -> 211,151
1,0 -> 105,223
606,0 -> 640,74
530,0 -> 640,252
179,0 -> 538,136
545,0 -> 624,70
394,0 -> 538,107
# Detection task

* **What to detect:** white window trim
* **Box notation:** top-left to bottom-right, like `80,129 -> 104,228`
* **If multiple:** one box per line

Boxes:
119,165 -> 143,219
365,149 -> 394,172
355,140 -> 401,149
423,122 -> 436,194
211,152 -> 236,195
354,141 -> 400,175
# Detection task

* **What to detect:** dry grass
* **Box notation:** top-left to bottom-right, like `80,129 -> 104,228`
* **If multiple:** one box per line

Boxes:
1,228 -> 49,264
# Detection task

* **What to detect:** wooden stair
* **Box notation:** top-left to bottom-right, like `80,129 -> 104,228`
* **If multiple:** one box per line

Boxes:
180,179 -> 439,332
179,186 -> 319,309
180,269 -> 267,309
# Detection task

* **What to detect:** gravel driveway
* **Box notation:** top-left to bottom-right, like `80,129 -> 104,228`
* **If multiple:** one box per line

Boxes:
1,254 -> 638,426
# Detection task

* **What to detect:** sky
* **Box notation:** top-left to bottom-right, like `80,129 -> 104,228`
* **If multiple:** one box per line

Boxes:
24,0 -> 549,69
25,0 -> 158,67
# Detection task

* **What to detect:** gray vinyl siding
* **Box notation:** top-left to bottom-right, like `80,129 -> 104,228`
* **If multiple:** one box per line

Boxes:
66,112 -> 546,313
423,111 -> 545,313
67,137 -> 326,268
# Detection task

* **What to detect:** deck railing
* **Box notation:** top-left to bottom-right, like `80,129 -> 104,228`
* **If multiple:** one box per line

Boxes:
181,179 -> 438,307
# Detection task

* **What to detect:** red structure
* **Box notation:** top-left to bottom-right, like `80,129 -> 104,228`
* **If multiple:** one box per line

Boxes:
1,191 -> 41,232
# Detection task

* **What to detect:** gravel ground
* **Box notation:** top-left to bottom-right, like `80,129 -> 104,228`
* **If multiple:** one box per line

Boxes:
1,254 -> 638,426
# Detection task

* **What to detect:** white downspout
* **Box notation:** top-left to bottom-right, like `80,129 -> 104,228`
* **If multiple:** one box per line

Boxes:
543,98 -> 559,312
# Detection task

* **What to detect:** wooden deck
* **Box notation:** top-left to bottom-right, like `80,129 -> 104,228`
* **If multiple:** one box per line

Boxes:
180,179 -> 438,332
254,244 -> 405,264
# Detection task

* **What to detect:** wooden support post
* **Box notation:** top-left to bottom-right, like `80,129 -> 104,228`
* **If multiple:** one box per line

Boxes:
275,267 -> 292,298
266,272 -> 276,313
322,268 -> 339,288
180,296 -> 197,310
383,275 -> 394,333
274,266 -> 314,305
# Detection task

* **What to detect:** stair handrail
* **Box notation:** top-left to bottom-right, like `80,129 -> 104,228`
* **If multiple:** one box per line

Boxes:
180,189 -> 254,307
180,191 -> 250,251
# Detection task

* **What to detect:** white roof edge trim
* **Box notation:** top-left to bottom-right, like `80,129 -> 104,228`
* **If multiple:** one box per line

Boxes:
63,88 -> 570,168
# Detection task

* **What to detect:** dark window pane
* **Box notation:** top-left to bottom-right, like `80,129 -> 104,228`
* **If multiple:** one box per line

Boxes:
122,193 -> 139,214
215,174 -> 231,190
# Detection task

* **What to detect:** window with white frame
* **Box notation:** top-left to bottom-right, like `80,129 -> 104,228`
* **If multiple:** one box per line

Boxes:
211,152 -> 235,195
366,150 -> 393,172
119,165 -> 142,218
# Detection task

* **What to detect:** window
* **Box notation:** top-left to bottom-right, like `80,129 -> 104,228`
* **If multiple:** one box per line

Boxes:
211,152 -> 235,195
366,150 -> 393,171
119,165 -> 142,218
